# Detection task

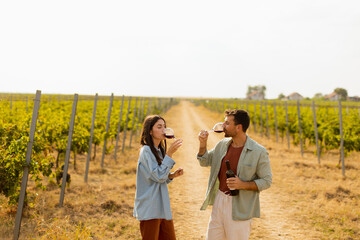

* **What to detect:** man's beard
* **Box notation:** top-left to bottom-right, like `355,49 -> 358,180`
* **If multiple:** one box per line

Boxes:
224,130 -> 236,138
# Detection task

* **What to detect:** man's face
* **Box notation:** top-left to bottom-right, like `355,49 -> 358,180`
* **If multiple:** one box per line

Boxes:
223,115 -> 239,137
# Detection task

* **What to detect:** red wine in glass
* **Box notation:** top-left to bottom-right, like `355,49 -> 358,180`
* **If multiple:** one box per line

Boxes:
164,128 -> 177,140
208,122 -> 224,133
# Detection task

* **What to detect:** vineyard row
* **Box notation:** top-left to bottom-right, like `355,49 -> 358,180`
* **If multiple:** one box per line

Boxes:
1,91 -> 178,239
194,98 -> 360,176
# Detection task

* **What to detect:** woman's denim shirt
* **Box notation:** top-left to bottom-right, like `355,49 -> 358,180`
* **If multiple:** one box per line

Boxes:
133,145 -> 175,221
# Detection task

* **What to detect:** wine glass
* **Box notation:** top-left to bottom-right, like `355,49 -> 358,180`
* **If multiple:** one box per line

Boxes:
164,128 -> 177,139
208,122 -> 224,133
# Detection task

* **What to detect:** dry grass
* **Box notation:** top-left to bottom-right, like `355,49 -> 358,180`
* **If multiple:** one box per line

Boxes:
0,144 -> 142,240
1,101 -> 359,240
249,130 -> 360,240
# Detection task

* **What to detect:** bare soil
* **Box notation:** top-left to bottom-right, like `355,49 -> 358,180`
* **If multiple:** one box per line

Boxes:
1,100 -> 359,239
163,101 -> 359,240
164,101 -> 313,239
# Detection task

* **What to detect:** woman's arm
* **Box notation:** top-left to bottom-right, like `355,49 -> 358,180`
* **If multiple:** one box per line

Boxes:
168,168 -> 184,180
139,147 -> 175,183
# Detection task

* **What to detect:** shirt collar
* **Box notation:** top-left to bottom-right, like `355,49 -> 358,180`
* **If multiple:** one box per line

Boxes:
226,134 -> 254,151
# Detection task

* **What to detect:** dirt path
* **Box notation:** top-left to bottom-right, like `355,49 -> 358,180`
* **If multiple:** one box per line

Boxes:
162,100 -> 315,240
164,100 -> 222,239
1,100 -> 357,239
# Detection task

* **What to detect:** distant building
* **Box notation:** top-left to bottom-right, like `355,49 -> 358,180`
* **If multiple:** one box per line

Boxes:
347,96 -> 360,102
324,92 -> 340,101
246,91 -> 264,100
286,92 -> 303,101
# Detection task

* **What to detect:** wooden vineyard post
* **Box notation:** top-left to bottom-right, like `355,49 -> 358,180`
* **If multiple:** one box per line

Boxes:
122,96 -> 132,152
273,102 -> 279,142
265,101 -> 270,139
139,98 -> 146,133
141,98 -> 146,119
13,90 -> 41,240
312,101 -> 321,164
85,93 -> 98,183
253,102 -> 257,133
26,96 -> 28,113
129,97 -> 138,148
59,94 -> 78,207
114,95 -> 125,161
147,98 -> 152,116
285,101 -> 290,149
134,97 -> 143,137
260,102 -> 264,137
101,93 -> 114,168
158,98 -> 162,111
297,100 -> 304,157
338,100 -> 345,177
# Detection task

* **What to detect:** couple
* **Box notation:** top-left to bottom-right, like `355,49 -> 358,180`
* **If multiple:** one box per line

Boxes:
133,109 -> 273,240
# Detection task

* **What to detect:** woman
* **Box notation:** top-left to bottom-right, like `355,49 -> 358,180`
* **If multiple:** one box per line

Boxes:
133,115 -> 184,240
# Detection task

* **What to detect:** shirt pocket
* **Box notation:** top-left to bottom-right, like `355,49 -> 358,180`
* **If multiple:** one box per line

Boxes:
239,164 -> 257,181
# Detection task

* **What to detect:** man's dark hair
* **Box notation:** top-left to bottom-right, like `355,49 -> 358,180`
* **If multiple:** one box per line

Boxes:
225,109 -> 250,132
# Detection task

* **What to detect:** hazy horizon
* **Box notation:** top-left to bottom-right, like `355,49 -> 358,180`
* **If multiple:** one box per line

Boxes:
1,1 -> 359,99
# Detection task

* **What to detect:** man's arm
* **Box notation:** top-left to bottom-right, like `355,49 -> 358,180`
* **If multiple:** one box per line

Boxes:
253,150 -> 272,191
197,130 -> 215,167
198,145 -> 207,157
227,150 -> 272,192
198,130 -> 208,156
227,178 -> 258,191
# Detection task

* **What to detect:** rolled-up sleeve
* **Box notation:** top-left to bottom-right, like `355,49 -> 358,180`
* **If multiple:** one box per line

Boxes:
139,148 -> 175,183
197,149 -> 214,167
254,150 -> 272,191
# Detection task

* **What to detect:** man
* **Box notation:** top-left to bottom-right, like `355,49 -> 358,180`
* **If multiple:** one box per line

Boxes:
197,109 -> 272,240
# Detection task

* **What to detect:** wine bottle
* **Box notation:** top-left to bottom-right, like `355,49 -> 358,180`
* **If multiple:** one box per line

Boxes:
225,160 -> 239,196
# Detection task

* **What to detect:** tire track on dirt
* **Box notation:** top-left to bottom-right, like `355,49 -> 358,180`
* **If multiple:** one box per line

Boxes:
182,103 -> 305,239
164,101 -> 221,239
163,101 -> 315,240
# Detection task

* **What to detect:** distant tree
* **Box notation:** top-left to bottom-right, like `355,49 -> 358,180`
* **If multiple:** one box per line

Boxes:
334,88 -> 348,101
247,85 -> 266,98
278,93 -> 285,100
313,93 -> 323,99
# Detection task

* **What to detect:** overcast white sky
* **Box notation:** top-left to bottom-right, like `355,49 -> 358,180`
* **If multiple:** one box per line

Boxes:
1,1 -> 359,99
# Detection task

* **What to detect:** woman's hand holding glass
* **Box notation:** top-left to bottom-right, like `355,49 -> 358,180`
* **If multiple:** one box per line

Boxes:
164,128 -> 182,158
167,138 -> 182,158
163,127 -> 184,179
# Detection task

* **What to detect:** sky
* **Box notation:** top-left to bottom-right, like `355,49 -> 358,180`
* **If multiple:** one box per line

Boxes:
0,1 -> 359,99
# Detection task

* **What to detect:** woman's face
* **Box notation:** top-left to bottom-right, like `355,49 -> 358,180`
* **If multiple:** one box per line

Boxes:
150,119 -> 166,142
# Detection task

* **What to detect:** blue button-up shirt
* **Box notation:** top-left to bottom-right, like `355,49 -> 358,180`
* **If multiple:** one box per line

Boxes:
133,145 -> 175,221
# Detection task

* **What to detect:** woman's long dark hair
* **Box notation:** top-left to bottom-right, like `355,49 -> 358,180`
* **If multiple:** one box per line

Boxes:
140,115 -> 167,165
